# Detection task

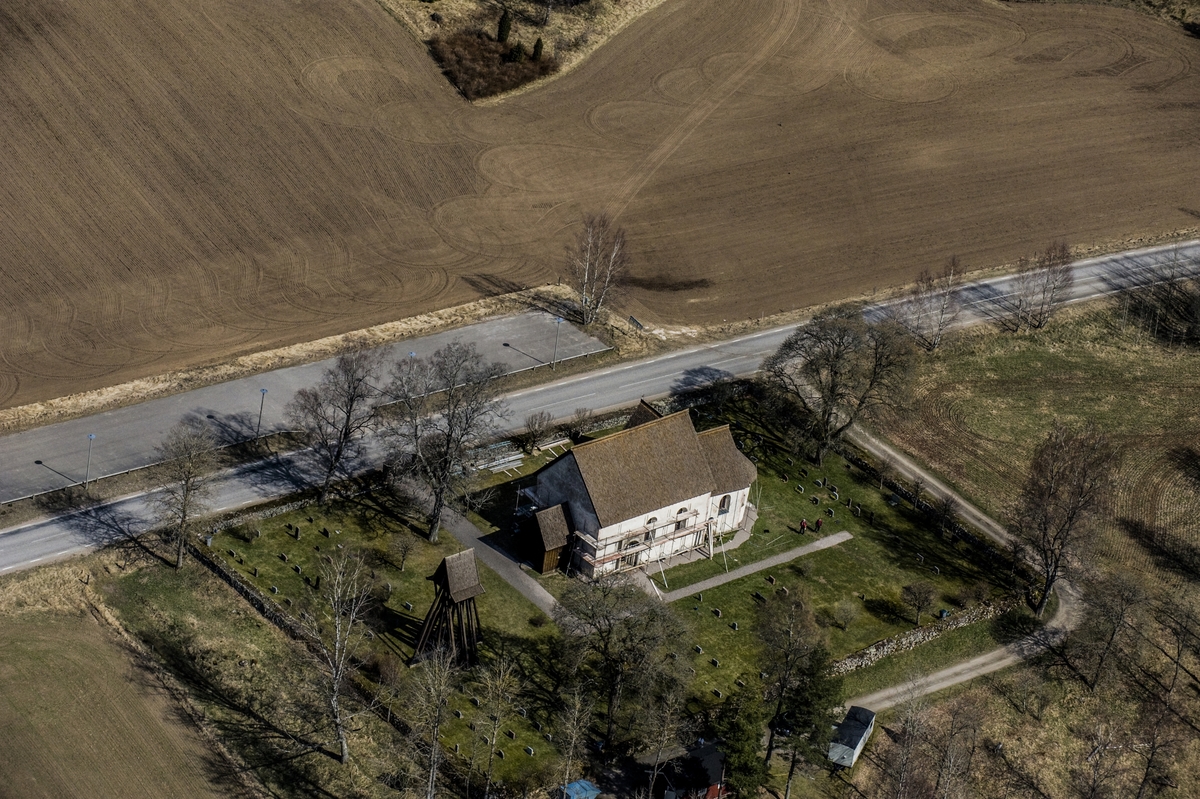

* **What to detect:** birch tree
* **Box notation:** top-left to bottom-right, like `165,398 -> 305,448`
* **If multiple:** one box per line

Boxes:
153,418 -> 217,570
298,550 -> 373,764
567,213 -> 629,325
1008,242 -> 1074,331
409,648 -> 461,799
892,256 -> 964,351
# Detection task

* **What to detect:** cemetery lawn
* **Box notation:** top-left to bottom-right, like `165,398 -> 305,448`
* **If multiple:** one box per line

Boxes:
201,495 -> 563,784
654,396 -> 1016,710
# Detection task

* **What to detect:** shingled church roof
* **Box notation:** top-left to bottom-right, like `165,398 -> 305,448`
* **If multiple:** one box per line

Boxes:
624,399 -> 663,430
535,503 -> 572,550
564,410 -> 755,529
429,550 -> 485,603
697,426 -> 759,494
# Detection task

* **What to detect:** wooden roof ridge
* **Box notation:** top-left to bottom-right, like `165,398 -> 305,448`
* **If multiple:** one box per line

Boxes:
429,549 -> 485,603
570,408 -> 694,453
624,399 -> 664,429
696,424 -> 757,494
568,410 -> 715,528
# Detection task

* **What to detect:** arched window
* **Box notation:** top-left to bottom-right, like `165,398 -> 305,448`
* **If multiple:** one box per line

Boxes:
644,517 -> 658,543
675,506 -> 689,531
718,495 -> 731,515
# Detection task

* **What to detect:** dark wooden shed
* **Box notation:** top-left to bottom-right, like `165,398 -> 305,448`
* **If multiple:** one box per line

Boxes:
533,503 -> 572,574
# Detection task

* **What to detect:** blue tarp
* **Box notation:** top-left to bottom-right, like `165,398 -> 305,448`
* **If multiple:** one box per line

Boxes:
561,780 -> 602,799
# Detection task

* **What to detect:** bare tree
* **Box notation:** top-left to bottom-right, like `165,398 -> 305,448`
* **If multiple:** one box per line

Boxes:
1124,244 -> 1200,344
833,599 -> 860,631
554,573 -> 683,743
565,407 -> 594,442
902,581 -> 937,628
152,418 -> 217,570
934,494 -> 960,538
389,529 -> 418,573
892,256 -> 964,351
409,647 -> 461,799
475,656 -> 522,799
877,453 -> 897,491
757,592 -> 821,765
1009,242 -> 1074,331
931,696 -> 984,799
286,349 -> 384,504
883,688 -> 933,799
1134,700 -> 1185,799
555,683 -> 593,788
763,312 -> 914,465
384,343 -> 507,544
1012,422 -> 1120,617
1076,573 -> 1146,693
297,550 -> 373,764
566,213 -> 629,325
516,410 -> 554,453
635,674 -> 691,799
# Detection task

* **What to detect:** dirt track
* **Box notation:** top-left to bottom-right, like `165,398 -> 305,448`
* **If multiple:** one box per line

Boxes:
2,0 -> 1198,409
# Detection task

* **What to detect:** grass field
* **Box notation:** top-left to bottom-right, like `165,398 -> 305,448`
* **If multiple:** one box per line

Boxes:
0,613 -> 245,798
202,496 -> 564,784
0,0 -> 1198,408
886,301 -> 1200,585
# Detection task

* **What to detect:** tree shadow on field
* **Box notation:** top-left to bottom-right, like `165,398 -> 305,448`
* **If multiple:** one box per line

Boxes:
461,273 -> 577,320
481,627 -> 568,730
624,274 -> 712,292
128,625 -> 340,795
1119,515 -> 1200,583
1168,446 -> 1200,489
864,596 -> 907,625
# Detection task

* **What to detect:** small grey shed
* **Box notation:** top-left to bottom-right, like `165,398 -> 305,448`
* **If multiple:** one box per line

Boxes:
828,706 -> 876,768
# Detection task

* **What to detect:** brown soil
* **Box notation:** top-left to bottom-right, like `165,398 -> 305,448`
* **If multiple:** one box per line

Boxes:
1,0 -> 1198,411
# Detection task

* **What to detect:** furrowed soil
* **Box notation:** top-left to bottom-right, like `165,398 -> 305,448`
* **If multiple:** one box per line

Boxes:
2,0 -> 1199,409
0,613 -> 244,798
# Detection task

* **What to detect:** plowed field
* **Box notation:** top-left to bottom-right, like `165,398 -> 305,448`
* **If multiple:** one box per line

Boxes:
0,614 -> 242,798
2,0 -> 1198,408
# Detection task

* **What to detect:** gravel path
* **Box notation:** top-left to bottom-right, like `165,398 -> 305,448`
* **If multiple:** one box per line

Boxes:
661,531 -> 852,602
843,426 -> 1084,711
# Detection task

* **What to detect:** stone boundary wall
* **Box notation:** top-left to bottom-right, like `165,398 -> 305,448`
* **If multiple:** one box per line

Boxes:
830,599 -> 1017,676
188,542 -> 308,642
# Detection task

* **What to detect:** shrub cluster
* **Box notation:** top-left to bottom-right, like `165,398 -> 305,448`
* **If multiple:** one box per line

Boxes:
429,31 -> 558,100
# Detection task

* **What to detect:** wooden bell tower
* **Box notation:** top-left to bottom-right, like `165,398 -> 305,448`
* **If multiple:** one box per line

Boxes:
413,549 -> 485,664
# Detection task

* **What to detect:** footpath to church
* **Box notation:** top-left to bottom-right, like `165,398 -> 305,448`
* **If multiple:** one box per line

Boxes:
657,531 -> 852,603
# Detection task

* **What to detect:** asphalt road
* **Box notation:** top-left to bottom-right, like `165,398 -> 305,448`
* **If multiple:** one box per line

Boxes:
1,239 -> 1197,575
0,311 -> 609,503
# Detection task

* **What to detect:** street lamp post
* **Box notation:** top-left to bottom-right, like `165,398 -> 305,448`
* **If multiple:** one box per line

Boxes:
256,388 -> 268,438
84,434 -> 96,493
552,317 -> 563,370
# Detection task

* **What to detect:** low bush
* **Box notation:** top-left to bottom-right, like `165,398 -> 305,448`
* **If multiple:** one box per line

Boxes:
429,31 -> 559,100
